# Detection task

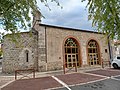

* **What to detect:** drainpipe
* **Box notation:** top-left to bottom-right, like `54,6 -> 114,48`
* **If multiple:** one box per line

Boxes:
36,31 -> 39,71
107,35 -> 113,63
45,27 -> 47,71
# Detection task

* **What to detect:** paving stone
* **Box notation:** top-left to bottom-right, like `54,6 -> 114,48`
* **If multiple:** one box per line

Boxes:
86,69 -> 120,77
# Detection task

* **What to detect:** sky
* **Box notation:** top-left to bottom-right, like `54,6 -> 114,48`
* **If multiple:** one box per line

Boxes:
38,0 -> 95,31
0,0 -> 96,35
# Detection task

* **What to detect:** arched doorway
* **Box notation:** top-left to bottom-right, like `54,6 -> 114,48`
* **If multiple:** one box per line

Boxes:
87,40 -> 101,66
64,38 -> 81,68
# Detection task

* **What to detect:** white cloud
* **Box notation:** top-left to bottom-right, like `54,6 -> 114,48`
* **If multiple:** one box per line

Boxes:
0,0 -> 94,34
37,0 -> 94,30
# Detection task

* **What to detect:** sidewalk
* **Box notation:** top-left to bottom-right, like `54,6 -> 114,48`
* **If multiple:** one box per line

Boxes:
3,67 -> 119,90
0,66 -> 103,89
1,70 -> 105,90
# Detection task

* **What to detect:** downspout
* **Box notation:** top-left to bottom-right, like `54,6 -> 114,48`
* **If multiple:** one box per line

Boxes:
107,36 -> 113,63
45,27 -> 47,71
36,31 -> 39,71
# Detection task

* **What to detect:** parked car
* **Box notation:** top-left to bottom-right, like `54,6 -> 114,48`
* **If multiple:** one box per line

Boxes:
111,56 -> 120,69
0,57 -> 2,64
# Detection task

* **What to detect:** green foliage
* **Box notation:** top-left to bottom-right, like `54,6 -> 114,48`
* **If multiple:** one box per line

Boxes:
0,0 -> 36,32
0,0 -> 60,33
2,0 -> 119,40
0,0 -> 60,43
82,0 -> 120,39
0,48 -> 2,57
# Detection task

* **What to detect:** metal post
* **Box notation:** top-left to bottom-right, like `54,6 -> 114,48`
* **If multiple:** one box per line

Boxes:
15,71 -> 17,80
33,69 -> 35,78
63,64 -> 65,74
75,63 -> 77,72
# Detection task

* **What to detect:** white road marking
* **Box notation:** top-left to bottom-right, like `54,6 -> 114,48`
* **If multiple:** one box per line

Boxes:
111,77 -> 120,81
111,75 -> 120,78
81,72 -> 107,78
51,76 -> 71,90
70,77 -> 110,87
0,80 -> 15,89
106,69 -> 120,72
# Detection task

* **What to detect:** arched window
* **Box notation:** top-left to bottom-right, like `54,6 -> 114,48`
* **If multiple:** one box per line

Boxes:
64,38 -> 80,68
25,50 -> 29,62
87,40 -> 100,66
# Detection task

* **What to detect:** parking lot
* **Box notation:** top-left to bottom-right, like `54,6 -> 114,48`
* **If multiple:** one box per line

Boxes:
56,69 -> 120,90
57,78 -> 120,90
1,68 -> 120,90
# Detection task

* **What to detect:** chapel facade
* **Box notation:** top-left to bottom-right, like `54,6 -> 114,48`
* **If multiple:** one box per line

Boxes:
2,12 -> 110,73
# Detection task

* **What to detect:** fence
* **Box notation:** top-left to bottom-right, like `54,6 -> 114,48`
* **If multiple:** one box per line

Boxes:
15,68 -> 35,80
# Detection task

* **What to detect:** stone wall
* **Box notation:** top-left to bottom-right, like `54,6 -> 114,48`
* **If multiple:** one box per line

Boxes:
37,26 -> 47,71
33,23 -> 47,72
44,26 -> 110,70
2,31 -> 38,73
2,24 -> 110,73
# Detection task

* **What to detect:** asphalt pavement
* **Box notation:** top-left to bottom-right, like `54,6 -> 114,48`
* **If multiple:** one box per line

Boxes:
55,76 -> 120,90
1,68 -> 120,90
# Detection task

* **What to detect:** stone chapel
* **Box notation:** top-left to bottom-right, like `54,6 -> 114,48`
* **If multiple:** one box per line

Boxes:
2,11 -> 110,73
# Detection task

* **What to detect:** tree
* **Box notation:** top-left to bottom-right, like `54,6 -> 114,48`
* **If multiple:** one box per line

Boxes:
82,0 -> 120,39
0,0 -> 60,34
0,0 -> 119,40
0,48 -> 2,57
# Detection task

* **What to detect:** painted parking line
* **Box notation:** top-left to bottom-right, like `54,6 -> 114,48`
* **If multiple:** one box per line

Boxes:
84,70 -> 120,83
67,76 -> 109,88
0,80 -> 15,89
81,72 -> 108,78
112,75 -> 120,78
51,76 -> 71,90
106,68 -> 120,72
86,69 -> 120,77
111,77 -> 120,81
85,69 -> 120,82
111,75 -> 120,81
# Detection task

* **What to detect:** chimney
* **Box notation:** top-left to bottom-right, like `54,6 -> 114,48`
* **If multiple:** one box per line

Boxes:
32,10 -> 41,27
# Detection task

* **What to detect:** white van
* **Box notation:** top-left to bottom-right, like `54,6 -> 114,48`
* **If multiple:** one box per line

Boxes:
111,56 -> 120,69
